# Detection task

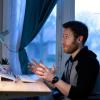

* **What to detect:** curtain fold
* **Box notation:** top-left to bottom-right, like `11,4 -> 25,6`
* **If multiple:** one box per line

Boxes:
18,0 -> 58,74
7,0 -> 26,75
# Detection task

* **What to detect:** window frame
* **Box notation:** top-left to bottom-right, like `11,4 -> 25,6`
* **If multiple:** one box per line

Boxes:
56,0 -> 75,76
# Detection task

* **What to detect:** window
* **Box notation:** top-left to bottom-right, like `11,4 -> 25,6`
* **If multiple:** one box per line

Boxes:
26,6 -> 56,68
75,0 -> 100,61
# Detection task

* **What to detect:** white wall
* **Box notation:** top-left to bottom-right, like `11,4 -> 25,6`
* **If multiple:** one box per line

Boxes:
0,0 -> 3,60
2,0 -> 10,59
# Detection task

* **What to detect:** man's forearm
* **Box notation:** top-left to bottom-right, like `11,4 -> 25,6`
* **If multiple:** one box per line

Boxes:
53,79 -> 71,96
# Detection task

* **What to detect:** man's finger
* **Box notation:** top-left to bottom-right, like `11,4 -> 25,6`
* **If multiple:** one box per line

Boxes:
35,70 -> 44,76
36,67 -> 45,73
51,64 -> 55,73
39,63 -> 49,71
32,59 -> 38,66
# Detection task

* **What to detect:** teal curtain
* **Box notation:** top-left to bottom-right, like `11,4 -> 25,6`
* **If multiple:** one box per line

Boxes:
18,0 -> 58,74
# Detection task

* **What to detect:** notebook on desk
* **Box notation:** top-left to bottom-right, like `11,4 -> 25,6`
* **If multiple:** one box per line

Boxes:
18,74 -> 40,82
0,73 -> 40,82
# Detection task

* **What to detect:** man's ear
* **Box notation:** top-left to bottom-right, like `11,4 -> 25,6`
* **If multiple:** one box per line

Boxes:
77,35 -> 84,43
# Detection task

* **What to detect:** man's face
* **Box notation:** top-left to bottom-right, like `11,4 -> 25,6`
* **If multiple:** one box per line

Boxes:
62,28 -> 79,54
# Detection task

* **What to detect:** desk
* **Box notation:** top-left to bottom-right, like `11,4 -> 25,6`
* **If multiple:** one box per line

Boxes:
0,81 -> 51,99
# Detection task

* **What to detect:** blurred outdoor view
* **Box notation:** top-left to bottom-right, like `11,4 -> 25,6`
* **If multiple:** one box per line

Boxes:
26,6 -> 56,67
26,0 -> 100,68
75,0 -> 100,62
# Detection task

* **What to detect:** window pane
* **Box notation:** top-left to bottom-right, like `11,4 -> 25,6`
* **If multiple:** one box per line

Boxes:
26,6 -> 56,68
75,0 -> 100,61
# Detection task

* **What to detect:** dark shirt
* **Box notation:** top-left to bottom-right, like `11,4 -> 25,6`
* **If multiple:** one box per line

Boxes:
53,46 -> 99,100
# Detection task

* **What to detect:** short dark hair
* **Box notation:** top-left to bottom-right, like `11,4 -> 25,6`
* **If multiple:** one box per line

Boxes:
63,21 -> 88,45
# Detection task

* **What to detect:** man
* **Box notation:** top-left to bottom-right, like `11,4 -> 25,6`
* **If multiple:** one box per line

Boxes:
30,21 -> 99,100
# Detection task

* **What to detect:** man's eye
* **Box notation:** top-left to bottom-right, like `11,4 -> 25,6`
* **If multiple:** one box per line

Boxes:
65,36 -> 68,38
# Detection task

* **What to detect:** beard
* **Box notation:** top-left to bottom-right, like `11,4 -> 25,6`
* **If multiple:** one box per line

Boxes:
63,39 -> 79,54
